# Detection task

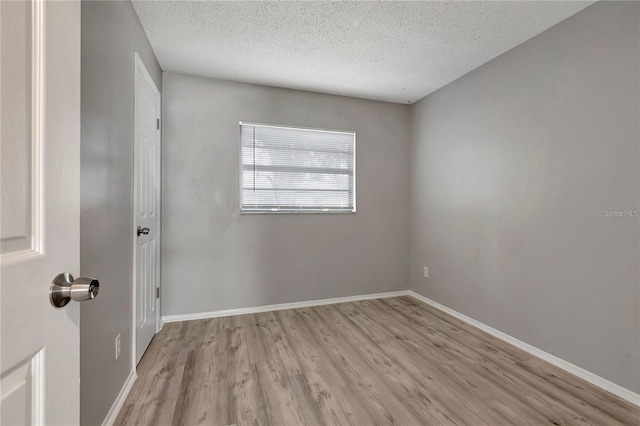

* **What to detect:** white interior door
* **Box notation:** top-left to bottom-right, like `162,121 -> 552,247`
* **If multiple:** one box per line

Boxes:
0,1 -> 82,425
134,52 -> 161,364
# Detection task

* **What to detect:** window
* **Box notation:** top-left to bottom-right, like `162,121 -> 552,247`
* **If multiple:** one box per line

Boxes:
240,122 -> 356,213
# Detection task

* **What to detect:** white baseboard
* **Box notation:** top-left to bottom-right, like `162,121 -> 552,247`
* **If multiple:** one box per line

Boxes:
101,368 -> 137,426
162,290 -> 411,325
161,288 -> 639,407
407,290 -> 640,407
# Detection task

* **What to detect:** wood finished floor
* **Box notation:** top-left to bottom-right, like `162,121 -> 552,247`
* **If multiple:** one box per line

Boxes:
115,296 -> 639,425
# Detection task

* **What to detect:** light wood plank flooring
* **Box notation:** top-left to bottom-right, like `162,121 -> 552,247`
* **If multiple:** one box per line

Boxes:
116,296 -> 639,425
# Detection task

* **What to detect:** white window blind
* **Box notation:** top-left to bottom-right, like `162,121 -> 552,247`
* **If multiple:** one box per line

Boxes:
240,122 -> 356,213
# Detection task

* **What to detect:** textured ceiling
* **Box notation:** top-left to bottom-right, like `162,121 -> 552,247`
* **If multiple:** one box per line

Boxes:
132,1 -> 595,104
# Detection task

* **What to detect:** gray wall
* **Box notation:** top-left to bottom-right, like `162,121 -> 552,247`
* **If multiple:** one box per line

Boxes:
80,1 -> 162,424
162,73 -> 410,316
409,1 -> 639,393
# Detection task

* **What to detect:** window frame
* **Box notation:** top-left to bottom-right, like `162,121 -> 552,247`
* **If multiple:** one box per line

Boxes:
238,121 -> 357,214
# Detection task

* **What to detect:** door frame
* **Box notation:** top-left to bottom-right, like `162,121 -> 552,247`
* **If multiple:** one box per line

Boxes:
132,51 -> 162,369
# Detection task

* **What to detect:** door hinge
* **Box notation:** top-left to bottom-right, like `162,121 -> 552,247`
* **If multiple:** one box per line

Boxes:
156,287 -> 160,299
156,118 -> 160,130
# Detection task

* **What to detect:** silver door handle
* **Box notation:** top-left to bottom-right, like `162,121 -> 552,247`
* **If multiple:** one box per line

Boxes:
49,272 -> 99,308
137,226 -> 150,236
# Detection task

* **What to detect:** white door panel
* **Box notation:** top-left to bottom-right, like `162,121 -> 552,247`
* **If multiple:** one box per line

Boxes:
134,52 -> 161,364
1,1 -> 82,424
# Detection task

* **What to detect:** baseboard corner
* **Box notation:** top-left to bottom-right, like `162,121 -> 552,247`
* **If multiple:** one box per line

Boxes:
101,367 -> 137,426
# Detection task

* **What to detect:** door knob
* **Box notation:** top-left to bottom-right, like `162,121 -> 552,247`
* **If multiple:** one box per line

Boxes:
137,226 -> 150,236
49,272 -> 99,308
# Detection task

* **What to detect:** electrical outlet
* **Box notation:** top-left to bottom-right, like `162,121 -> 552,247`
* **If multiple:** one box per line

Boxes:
423,266 -> 428,278
115,333 -> 121,360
